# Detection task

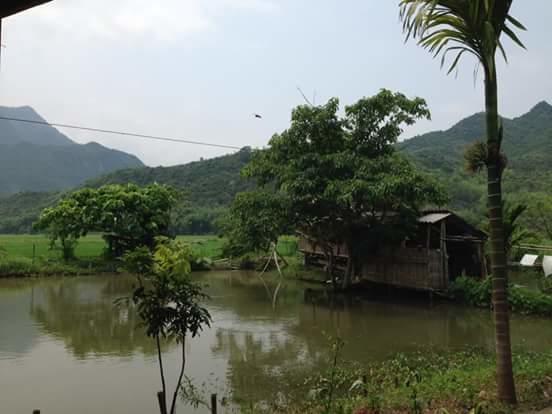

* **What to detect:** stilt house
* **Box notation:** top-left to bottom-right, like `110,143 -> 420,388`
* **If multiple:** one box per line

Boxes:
298,210 -> 487,292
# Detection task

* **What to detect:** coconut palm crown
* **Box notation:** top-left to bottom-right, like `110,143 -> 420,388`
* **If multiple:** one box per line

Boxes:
400,0 -> 525,76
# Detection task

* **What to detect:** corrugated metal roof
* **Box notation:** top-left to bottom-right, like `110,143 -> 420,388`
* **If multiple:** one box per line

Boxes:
418,213 -> 451,224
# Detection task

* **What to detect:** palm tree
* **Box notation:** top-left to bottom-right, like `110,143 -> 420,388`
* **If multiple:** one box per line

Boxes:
399,0 -> 526,404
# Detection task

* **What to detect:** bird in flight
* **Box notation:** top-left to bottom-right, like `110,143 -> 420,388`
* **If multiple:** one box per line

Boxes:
253,113 -> 262,119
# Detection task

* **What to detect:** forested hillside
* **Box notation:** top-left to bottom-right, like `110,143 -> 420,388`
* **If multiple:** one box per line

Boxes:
399,101 -> 552,237
0,148 -> 254,234
0,106 -> 144,194
86,147 -> 254,207
1,102 -> 551,238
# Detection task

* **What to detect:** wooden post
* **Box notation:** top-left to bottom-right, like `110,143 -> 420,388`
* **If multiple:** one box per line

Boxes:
211,394 -> 217,414
440,221 -> 449,289
478,241 -> 488,278
426,223 -> 431,250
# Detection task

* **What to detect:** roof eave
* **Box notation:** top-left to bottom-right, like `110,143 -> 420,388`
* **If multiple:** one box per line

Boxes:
0,0 -> 52,19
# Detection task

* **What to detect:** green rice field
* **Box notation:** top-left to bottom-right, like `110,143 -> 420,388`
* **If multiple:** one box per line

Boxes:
0,234 -> 226,261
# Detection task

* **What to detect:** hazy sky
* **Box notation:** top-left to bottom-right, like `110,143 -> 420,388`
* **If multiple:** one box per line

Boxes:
1,1 -> 551,166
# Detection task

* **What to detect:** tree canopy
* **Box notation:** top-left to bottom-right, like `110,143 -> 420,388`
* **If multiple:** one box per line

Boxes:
226,90 -> 446,286
35,183 -> 177,258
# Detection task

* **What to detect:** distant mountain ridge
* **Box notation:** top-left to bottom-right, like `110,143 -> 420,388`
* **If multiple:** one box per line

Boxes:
399,100 -> 552,225
0,106 -> 144,194
1,101 -> 551,234
399,101 -> 552,176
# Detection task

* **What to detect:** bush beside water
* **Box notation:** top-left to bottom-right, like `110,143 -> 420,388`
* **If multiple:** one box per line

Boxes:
0,257 -> 82,277
450,276 -> 552,317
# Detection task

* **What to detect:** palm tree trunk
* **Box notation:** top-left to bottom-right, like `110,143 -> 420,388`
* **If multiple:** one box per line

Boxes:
484,64 -> 517,404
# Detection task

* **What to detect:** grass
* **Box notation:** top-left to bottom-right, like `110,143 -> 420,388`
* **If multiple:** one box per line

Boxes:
253,348 -> 552,414
0,234 -> 228,277
0,234 -> 226,261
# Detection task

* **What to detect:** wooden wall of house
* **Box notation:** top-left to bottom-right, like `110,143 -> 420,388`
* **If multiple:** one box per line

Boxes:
299,236 -> 449,291
298,237 -> 350,258
360,248 -> 446,291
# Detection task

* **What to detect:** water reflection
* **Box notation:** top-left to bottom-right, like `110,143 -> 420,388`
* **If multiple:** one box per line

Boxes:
29,277 -> 158,358
0,273 -> 551,413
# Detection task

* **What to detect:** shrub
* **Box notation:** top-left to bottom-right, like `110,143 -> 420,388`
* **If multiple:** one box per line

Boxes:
450,276 -> 552,316
0,257 -> 79,277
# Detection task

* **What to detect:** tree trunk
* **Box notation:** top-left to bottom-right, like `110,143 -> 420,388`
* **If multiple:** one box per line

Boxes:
484,64 -> 517,404
170,337 -> 187,414
156,335 -> 168,414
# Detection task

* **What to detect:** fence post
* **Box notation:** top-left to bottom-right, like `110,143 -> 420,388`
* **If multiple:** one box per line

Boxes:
211,393 -> 217,414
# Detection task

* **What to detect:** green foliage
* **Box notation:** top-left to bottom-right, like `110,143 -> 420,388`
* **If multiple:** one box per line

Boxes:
35,183 -> 177,258
234,90 -> 446,284
400,0 -> 526,75
0,257 -> 80,277
399,102 -> 552,241
4,102 -> 552,242
121,246 -> 154,275
0,149 -> 253,235
222,190 -> 291,257
450,276 -> 552,316
297,349 -> 552,414
122,238 -> 212,414
87,147 -> 253,206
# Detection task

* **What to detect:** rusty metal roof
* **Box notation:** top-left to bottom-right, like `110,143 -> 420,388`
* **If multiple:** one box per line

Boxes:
0,0 -> 52,18
418,212 -> 452,224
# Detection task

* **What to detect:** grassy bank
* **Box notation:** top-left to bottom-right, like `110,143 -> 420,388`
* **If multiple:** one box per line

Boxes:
250,348 -> 552,414
0,234 -> 227,277
0,234 -> 301,277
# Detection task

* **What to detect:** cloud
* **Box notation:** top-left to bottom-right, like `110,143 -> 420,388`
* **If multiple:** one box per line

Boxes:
30,0 -> 278,41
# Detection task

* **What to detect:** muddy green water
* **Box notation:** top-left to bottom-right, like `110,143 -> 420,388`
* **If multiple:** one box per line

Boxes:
1,272 -> 551,413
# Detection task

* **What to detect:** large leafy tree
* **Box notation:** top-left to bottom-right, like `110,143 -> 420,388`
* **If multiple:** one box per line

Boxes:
400,0 -> 526,403
35,184 -> 177,258
239,90 -> 445,288
222,190 -> 291,257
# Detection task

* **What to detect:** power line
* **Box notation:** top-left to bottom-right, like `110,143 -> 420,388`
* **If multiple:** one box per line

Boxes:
0,115 -> 243,150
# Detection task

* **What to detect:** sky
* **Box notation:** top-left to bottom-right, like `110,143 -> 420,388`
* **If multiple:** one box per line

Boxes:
1,0 -> 551,167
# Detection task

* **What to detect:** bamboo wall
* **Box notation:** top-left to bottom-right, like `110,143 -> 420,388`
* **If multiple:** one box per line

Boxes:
360,248 -> 445,291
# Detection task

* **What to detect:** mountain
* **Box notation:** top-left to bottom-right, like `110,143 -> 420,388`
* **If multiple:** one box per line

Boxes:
0,106 -> 144,194
399,101 -> 552,226
0,148 -> 254,234
1,102 -> 551,236
399,101 -> 552,177
86,147 -> 254,207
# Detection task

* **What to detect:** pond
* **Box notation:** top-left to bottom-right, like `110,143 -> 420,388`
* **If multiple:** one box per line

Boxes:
0,272 -> 551,413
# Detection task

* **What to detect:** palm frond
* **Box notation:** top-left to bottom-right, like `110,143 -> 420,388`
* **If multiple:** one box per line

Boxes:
400,0 -> 526,73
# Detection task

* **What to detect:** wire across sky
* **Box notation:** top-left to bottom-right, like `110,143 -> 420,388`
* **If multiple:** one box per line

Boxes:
0,115 -> 243,150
